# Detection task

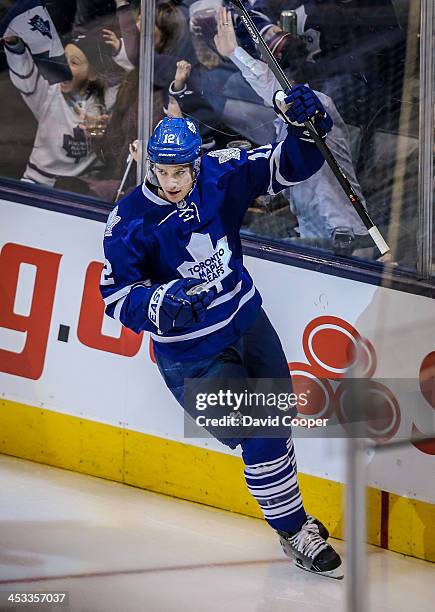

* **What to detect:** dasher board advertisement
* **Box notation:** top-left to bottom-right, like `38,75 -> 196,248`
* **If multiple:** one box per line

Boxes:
1,198 -> 434,503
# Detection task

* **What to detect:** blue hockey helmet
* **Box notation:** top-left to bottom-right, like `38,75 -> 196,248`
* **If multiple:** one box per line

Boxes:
147,117 -> 202,165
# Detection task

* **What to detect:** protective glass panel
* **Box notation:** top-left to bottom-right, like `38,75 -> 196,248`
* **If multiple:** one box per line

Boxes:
2,1 -> 428,272
0,0 -> 140,202
144,0 -> 423,271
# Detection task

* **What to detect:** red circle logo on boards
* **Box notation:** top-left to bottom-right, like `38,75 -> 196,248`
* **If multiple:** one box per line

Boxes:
291,316 -> 385,436
290,316 -> 434,454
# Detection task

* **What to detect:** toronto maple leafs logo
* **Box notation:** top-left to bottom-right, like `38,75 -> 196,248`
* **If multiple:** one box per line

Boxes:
177,233 -> 232,292
63,127 -> 88,163
29,14 -> 52,39
104,206 -> 121,237
208,148 -> 241,164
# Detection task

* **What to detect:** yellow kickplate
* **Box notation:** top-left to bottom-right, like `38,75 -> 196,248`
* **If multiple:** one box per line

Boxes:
388,492 -> 435,562
1,399 -> 433,562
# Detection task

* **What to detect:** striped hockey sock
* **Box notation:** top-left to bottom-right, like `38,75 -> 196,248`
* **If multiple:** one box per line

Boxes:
241,437 -> 306,533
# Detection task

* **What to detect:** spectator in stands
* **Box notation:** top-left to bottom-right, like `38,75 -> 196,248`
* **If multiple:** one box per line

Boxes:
156,0 -> 197,62
100,0 -> 139,71
94,1 -> 193,188
84,0 -> 206,200
253,0 -> 406,129
3,26 -> 117,187
214,5 -> 381,259
249,0 -> 299,25
104,1 -> 198,116
105,1 -> 235,154
71,0 -> 117,34
94,0 -> 140,197
189,0 -> 277,144
163,58 -> 230,149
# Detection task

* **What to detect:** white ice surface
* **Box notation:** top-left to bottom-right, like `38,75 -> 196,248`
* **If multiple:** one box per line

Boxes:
0,455 -> 433,611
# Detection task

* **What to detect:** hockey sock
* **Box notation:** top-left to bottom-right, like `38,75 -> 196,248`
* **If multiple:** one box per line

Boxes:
241,437 -> 307,534
286,438 -> 297,474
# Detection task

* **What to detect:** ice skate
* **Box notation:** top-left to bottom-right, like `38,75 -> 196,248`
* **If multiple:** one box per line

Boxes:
278,520 -> 343,579
306,514 -> 329,540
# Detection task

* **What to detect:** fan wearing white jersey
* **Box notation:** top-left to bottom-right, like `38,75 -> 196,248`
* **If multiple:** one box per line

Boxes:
3,27 -> 117,186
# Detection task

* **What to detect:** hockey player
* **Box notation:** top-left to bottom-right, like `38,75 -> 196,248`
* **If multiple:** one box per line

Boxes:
100,85 -> 343,578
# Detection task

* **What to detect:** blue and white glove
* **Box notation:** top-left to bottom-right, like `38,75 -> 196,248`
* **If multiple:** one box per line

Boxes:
273,84 -> 333,142
148,278 -> 216,333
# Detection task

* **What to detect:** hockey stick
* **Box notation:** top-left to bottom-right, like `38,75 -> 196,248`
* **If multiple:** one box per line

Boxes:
230,0 -> 390,256
115,140 -> 140,203
115,153 -> 134,203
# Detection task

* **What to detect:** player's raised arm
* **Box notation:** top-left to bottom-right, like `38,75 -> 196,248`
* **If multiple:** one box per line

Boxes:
217,84 -> 332,204
271,83 -> 333,183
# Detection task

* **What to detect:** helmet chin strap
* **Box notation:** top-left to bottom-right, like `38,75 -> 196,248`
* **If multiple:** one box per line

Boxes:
192,157 -> 201,176
144,159 -> 160,187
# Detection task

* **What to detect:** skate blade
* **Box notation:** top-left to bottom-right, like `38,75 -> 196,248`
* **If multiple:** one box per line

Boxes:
295,559 -> 344,580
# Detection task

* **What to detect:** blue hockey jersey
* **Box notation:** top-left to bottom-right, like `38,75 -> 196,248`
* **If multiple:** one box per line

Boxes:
100,135 -> 325,362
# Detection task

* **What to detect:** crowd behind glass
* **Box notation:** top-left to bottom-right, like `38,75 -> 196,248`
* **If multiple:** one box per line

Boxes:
0,0 -> 427,269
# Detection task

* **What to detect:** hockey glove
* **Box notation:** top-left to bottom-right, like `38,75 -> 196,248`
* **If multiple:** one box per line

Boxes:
273,84 -> 333,142
148,278 -> 216,333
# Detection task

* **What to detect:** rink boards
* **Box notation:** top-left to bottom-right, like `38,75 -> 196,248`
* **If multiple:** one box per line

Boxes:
1,198 -> 434,562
